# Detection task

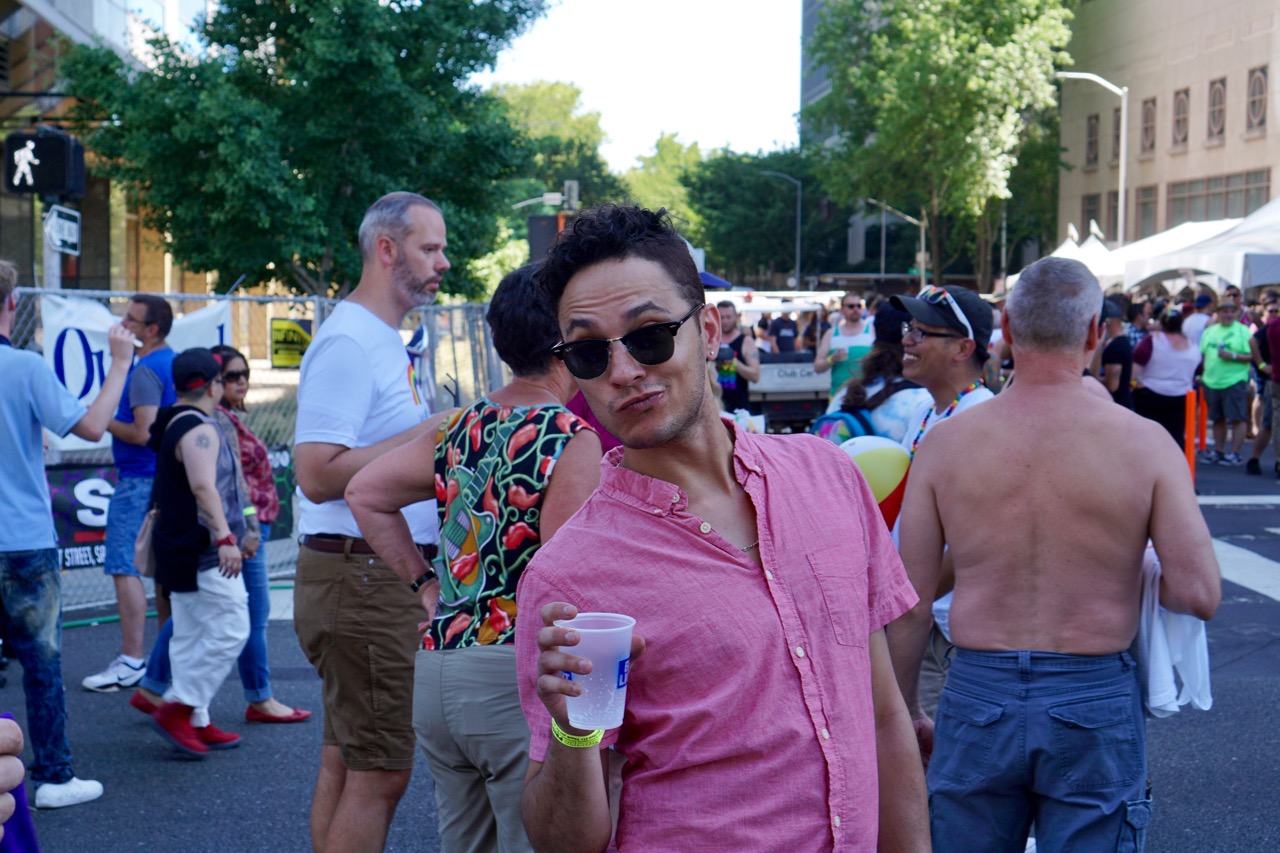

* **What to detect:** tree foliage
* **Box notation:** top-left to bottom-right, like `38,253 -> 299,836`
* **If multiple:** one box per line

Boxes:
684,149 -> 854,284
623,133 -> 702,236
492,81 -> 627,209
805,0 -> 1072,284
63,0 -> 547,297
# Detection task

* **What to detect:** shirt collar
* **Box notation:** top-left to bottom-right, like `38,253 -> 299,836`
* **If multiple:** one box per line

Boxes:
598,418 -> 765,516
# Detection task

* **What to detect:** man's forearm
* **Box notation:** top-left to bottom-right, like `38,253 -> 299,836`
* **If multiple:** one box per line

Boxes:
297,420 -> 433,504
522,750 -> 612,853
107,418 -> 148,445
885,603 -> 935,717
76,363 -> 130,440
191,482 -> 233,539
876,699 -> 931,851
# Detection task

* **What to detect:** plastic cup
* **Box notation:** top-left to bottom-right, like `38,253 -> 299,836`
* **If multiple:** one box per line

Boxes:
555,612 -> 636,730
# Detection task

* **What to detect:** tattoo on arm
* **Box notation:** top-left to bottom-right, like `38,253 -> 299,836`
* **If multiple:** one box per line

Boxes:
198,506 -> 217,530
194,433 -> 211,450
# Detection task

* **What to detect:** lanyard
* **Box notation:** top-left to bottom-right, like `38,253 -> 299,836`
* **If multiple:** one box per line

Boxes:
909,381 -> 984,459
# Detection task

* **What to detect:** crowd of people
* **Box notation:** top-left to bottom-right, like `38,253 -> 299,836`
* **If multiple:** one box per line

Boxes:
0,194 -> 1232,852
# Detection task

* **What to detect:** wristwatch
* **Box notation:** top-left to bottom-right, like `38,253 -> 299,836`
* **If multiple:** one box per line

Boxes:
215,533 -> 238,548
410,569 -> 438,592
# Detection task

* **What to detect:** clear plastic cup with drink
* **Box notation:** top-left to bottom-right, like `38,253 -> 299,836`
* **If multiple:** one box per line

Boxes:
555,612 -> 635,730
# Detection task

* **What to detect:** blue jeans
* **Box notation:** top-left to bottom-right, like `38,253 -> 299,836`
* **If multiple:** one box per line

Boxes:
0,550 -> 74,784
928,649 -> 1151,853
142,523 -> 273,702
104,476 -> 152,576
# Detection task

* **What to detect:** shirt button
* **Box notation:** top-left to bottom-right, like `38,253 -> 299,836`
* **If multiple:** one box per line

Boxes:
795,647 -> 805,658
821,728 -> 830,740
699,522 -> 712,534
652,509 -> 662,515
834,816 -> 841,828
751,465 -> 762,474
671,494 -> 680,504
764,570 -> 774,581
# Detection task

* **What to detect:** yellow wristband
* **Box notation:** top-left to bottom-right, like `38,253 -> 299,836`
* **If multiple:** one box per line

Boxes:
551,718 -> 603,748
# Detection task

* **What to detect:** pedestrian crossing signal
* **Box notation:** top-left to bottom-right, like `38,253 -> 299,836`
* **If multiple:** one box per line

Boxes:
4,132 -> 86,196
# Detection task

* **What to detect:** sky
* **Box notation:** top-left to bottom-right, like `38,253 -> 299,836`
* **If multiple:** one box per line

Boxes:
471,0 -> 802,174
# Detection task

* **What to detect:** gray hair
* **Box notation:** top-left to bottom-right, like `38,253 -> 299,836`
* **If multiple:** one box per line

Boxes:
357,192 -> 441,260
1006,257 -> 1101,351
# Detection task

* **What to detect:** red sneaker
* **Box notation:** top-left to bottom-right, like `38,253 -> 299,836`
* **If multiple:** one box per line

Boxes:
128,690 -> 158,716
148,703 -> 207,758
195,723 -> 242,750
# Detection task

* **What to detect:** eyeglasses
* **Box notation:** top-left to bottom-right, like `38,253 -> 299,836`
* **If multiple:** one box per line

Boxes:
902,322 -> 964,344
842,302 -> 863,311
222,369 -> 250,383
551,303 -> 705,380
918,286 -> 975,341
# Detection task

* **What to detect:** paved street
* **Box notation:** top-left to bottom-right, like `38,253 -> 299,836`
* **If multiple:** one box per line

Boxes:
6,447 -> 1279,851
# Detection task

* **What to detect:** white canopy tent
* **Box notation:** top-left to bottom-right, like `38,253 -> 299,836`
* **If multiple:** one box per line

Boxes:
1123,196 -> 1280,292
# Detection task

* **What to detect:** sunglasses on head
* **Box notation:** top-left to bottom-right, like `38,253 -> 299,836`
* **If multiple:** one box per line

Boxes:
551,303 -> 705,380
919,286 -> 975,342
222,369 -> 250,383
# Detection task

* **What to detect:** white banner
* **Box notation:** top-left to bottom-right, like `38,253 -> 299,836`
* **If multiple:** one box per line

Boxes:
41,294 -> 233,451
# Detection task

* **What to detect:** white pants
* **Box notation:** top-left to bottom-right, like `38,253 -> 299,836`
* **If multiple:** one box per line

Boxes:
165,568 -> 249,728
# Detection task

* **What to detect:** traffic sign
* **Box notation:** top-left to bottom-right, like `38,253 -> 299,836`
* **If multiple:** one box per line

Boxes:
5,132 -> 85,196
43,205 -> 81,256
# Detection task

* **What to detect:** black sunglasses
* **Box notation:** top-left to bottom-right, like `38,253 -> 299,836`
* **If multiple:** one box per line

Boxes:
551,303 -> 705,380
222,369 -> 250,383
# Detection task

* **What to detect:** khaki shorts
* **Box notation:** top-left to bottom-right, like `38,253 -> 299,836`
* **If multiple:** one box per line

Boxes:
294,544 -> 421,771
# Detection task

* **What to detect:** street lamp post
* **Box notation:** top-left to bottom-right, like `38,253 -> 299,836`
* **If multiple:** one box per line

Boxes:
760,170 -> 802,288
1057,71 -> 1128,247
865,198 -> 927,288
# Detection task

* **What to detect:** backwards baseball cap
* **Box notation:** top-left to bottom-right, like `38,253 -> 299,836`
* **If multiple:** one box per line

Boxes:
872,301 -> 914,346
1194,294 -> 1214,308
172,348 -> 223,393
891,285 -> 993,358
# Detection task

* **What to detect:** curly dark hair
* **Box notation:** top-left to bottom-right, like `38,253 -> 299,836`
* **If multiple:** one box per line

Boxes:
487,263 -> 560,377
840,341 -> 906,410
536,204 -> 704,314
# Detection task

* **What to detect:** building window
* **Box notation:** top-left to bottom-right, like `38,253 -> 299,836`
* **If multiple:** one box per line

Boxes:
1082,193 -> 1101,232
1248,66 -> 1267,132
1106,191 -> 1119,239
1111,107 -> 1122,162
1168,169 -> 1270,225
1208,78 -> 1227,141
1141,98 -> 1156,154
1085,114 -> 1099,167
1173,88 -> 1190,147
1137,186 -> 1158,239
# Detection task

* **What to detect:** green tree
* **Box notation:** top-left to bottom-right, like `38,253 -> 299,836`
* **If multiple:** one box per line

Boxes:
685,148 -> 853,284
493,81 -> 627,208
805,0 -> 1072,287
623,133 -> 702,236
63,0 -> 546,297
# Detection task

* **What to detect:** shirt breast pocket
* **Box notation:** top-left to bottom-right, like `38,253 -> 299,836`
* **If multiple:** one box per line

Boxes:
805,547 -> 869,647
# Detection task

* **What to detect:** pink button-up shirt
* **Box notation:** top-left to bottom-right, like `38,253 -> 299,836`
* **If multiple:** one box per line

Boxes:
516,422 -> 917,851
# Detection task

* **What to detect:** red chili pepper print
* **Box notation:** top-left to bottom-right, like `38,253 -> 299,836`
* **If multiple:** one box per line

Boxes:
502,521 -> 539,551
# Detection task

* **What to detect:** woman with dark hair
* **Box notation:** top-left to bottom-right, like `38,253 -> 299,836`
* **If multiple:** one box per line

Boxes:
826,303 -> 931,442
133,345 -> 310,723
1133,309 -> 1202,448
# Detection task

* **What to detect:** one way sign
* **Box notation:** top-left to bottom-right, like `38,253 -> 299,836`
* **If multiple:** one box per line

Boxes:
43,205 -> 81,257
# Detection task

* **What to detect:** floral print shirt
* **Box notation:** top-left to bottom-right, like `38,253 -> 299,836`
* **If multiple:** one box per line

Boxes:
425,398 -> 589,650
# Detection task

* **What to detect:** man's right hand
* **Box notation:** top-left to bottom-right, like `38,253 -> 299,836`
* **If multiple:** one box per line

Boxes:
107,323 -> 137,364
535,602 -> 645,730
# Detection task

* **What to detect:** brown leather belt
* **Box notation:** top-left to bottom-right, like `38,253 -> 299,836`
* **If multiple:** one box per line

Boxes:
301,534 -> 437,561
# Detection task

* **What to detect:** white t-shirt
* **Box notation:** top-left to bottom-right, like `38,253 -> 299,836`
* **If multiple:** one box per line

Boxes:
1182,312 -> 1211,347
295,301 -> 437,542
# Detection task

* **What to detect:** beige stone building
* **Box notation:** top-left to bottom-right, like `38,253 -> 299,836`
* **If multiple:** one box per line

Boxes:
1059,0 -> 1278,245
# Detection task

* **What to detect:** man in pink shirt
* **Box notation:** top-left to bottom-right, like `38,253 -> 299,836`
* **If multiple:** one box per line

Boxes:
515,204 -> 929,851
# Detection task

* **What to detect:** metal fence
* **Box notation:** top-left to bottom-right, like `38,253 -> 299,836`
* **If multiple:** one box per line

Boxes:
12,287 -> 502,612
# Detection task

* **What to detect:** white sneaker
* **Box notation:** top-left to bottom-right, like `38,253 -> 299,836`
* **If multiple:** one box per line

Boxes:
34,777 -> 104,809
81,656 -> 145,692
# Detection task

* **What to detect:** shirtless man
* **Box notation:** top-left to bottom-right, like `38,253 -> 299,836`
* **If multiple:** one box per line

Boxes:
889,256 -> 1221,853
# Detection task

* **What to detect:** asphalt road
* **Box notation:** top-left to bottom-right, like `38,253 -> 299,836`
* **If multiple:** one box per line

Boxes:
8,448 -> 1280,851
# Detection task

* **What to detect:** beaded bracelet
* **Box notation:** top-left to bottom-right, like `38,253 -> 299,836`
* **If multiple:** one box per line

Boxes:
551,717 -> 603,748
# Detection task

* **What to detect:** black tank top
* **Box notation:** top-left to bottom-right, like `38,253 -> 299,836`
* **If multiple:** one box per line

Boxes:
718,333 -> 751,412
